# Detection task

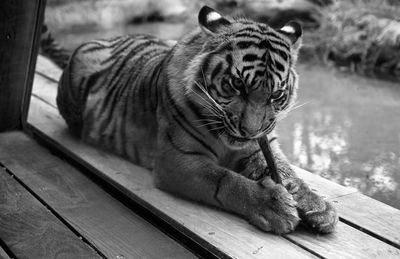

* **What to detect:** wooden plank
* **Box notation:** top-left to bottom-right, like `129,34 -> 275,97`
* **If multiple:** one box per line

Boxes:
331,192 -> 400,247
0,0 -> 45,131
0,132 -> 196,259
29,79 -> 315,258
0,247 -> 11,259
0,167 -> 101,259
27,84 -> 400,258
36,55 -> 62,81
32,73 -> 57,108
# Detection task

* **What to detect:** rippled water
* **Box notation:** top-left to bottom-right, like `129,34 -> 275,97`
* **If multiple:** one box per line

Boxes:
53,23 -> 400,209
278,65 -> 400,209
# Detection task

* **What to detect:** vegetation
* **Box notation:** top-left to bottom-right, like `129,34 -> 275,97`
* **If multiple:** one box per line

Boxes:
302,0 -> 400,79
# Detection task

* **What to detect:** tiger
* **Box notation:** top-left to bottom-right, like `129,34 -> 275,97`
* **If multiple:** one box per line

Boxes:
47,6 -> 338,234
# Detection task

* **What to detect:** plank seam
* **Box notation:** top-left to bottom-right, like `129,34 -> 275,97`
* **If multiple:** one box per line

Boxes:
282,236 -> 326,259
0,237 -> 17,259
0,162 -> 107,259
35,71 -> 58,83
32,93 -> 56,108
339,217 -> 400,249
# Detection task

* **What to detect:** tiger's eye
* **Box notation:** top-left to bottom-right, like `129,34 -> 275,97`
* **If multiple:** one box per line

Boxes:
231,77 -> 243,90
272,90 -> 285,100
222,83 -> 233,94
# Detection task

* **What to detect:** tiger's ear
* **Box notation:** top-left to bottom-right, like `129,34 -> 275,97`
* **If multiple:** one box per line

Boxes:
198,6 -> 231,35
278,21 -> 302,50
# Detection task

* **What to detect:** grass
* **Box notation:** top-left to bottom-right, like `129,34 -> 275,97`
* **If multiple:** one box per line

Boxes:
301,0 -> 400,80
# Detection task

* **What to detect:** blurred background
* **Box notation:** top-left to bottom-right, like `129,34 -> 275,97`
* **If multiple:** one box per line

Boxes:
42,0 -> 400,209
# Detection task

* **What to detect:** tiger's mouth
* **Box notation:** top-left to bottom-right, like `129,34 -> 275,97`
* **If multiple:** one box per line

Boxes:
222,133 -> 252,148
227,134 -> 250,143
225,120 -> 277,141
218,119 -> 277,148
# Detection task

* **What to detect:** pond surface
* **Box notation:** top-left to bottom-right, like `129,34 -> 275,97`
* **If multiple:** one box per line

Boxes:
278,65 -> 400,209
54,23 -> 400,209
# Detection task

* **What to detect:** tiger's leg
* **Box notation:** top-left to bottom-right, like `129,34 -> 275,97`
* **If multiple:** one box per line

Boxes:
265,138 -> 339,233
154,133 -> 299,234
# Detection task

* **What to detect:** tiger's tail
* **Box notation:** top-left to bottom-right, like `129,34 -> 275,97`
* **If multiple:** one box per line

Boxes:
39,24 -> 70,69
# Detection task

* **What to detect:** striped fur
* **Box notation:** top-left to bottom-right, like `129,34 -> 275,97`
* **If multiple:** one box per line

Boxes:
54,6 -> 338,234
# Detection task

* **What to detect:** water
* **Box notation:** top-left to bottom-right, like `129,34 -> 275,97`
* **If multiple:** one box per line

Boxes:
53,23 -> 400,209
278,65 -> 400,209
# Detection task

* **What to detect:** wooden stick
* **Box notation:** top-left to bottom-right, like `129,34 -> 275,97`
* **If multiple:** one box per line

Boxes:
258,135 -> 282,184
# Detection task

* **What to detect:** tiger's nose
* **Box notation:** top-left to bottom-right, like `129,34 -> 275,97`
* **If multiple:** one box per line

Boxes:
239,123 -> 259,137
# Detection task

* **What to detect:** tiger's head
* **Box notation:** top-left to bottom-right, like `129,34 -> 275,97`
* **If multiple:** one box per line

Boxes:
175,6 -> 302,148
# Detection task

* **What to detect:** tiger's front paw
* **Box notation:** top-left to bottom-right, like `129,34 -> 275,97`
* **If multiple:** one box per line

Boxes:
283,178 -> 339,233
247,177 -> 300,234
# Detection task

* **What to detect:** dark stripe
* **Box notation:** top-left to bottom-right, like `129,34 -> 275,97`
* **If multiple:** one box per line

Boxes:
186,96 -> 205,120
274,60 -> 285,72
121,89 -> 129,157
129,145 -> 140,165
197,54 -> 212,84
242,65 -> 255,73
147,58 -> 163,109
254,69 -> 265,79
164,85 -> 218,158
242,149 -> 262,162
101,39 -> 135,65
269,136 -> 277,143
166,132 -> 207,156
214,173 -> 228,206
211,62 -> 223,81
244,73 -> 251,84
235,32 -> 262,40
276,49 -> 288,61
268,38 -> 290,51
110,37 -> 135,55
97,57 -> 130,128
243,54 -> 260,62
212,42 -> 233,55
186,33 -> 203,46
259,39 -> 270,49
236,27 -> 260,35
80,43 -> 106,54
267,63 -> 283,81
186,97 -> 220,133
169,108 -> 218,159
225,54 -> 233,67
236,41 -> 257,49
209,83 -> 228,100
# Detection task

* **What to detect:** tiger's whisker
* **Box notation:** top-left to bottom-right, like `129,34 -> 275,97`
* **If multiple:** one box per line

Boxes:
209,126 -> 225,131
193,81 -> 224,112
188,85 -> 222,117
290,101 -> 310,112
197,121 -> 223,128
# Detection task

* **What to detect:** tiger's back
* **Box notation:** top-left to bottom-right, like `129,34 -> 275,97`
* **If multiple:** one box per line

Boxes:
57,34 -> 172,168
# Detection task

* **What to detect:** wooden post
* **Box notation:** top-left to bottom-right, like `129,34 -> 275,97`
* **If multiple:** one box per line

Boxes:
0,0 -> 46,132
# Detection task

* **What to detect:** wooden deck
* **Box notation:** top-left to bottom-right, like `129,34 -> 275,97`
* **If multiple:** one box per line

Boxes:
1,55 -> 399,258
